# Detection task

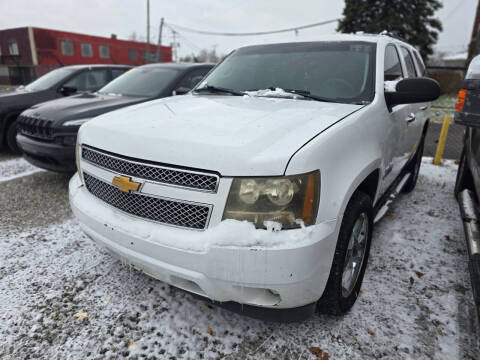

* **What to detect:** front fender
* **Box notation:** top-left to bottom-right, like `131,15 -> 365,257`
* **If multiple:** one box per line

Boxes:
285,105 -> 385,227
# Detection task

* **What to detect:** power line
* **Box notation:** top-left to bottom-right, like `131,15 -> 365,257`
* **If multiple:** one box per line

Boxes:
164,19 -> 339,37
163,23 -> 203,51
442,0 -> 467,24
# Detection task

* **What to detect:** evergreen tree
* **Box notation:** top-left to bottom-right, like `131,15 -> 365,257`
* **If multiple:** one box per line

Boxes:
338,0 -> 442,59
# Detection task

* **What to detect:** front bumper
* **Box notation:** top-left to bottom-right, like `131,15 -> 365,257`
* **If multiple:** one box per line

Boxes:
17,134 -> 76,173
69,173 -> 338,313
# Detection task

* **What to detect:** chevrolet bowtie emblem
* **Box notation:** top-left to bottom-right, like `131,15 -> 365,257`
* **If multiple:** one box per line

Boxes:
112,175 -> 141,193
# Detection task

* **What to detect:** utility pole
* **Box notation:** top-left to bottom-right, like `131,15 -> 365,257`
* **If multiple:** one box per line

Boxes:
172,30 -> 177,63
155,17 -> 164,62
146,0 -> 150,63
467,0 -> 480,65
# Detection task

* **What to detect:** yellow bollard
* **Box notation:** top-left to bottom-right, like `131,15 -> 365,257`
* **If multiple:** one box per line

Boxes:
433,115 -> 451,165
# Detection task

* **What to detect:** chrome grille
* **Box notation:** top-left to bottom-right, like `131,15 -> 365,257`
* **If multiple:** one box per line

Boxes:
84,173 -> 211,229
17,115 -> 53,140
82,146 -> 219,192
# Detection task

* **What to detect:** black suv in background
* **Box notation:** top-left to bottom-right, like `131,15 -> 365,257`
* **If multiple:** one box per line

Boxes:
454,55 -> 480,318
16,63 -> 214,173
0,64 -> 131,153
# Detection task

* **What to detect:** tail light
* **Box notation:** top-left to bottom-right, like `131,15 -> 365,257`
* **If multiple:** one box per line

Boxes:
455,89 -> 467,112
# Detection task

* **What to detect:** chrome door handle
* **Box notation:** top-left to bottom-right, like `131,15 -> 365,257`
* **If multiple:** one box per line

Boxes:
420,105 -> 428,111
406,113 -> 416,123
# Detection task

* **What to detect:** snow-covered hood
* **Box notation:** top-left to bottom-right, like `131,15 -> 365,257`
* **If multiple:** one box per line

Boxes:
79,94 -> 363,176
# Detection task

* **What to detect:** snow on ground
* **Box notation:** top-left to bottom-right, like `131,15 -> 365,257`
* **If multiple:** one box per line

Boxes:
0,158 -> 479,359
0,157 -> 42,182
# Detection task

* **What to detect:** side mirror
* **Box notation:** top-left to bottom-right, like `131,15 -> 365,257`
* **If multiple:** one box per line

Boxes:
59,86 -> 78,96
385,77 -> 440,107
173,87 -> 191,96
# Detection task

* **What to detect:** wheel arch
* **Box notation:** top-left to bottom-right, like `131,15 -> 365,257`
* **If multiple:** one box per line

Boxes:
0,111 -> 22,149
332,160 -> 382,232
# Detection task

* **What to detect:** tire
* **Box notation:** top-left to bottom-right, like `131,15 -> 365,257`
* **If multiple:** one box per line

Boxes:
6,119 -> 21,154
454,145 -> 475,198
401,136 -> 425,193
317,191 -> 373,315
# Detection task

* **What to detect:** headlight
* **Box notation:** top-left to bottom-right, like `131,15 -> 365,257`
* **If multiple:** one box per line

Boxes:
223,171 -> 320,229
63,118 -> 91,126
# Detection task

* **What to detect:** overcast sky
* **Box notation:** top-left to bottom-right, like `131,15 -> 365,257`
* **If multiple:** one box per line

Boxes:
0,0 -> 476,58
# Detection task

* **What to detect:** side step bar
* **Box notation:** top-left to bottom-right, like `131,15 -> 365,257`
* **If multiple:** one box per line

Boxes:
458,189 -> 480,305
373,173 -> 411,223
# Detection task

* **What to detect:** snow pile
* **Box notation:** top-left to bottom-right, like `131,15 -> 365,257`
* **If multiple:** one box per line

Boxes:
0,157 -> 42,182
384,80 -> 400,92
73,179 -> 329,251
244,87 -> 301,99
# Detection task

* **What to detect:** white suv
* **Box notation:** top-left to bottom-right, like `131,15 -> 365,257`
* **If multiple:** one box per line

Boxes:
69,34 -> 440,320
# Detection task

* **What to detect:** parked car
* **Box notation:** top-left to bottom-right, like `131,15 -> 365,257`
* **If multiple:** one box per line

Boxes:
69,34 -> 440,320
16,63 -> 214,173
454,55 -> 480,318
0,64 -> 131,153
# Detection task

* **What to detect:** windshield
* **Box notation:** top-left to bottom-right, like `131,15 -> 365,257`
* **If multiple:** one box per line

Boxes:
196,41 -> 376,104
25,68 -> 76,91
98,67 -> 180,97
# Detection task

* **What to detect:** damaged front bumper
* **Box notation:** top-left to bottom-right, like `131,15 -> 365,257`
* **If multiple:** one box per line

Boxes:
69,173 -> 339,319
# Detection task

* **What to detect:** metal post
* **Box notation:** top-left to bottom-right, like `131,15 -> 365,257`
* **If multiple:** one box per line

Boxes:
146,0 -> 150,63
172,30 -> 177,63
433,115 -> 452,165
155,17 -> 164,62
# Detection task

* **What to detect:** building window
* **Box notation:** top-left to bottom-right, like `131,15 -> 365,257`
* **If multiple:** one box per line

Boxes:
8,40 -> 19,55
81,43 -> 92,57
99,45 -> 110,59
143,51 -> 155,63
61,40 -> 74,56
128,49 -> 137,61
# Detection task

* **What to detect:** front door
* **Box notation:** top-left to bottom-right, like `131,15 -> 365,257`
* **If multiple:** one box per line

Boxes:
381,44 -> 410,192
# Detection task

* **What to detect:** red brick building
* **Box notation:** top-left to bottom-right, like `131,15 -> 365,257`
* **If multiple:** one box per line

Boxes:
0,27 -> 172,85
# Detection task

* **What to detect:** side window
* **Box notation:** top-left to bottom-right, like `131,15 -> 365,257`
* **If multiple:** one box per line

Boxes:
384,45 -> 403,81
61,40 -> 74,56
128,49 -> 137,61
81,43 -> 92,57
400,47 -> 418,78
413,50 -> 426,76
177,69 -> 210,90
63,69 -> 110,92
8,40 -> 19,55
99,45 -> 110,59
111,68 -> 128,80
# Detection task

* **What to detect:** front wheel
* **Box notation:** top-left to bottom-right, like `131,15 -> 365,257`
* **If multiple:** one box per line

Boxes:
317,191 -> 373,315
402,136 -> 425,193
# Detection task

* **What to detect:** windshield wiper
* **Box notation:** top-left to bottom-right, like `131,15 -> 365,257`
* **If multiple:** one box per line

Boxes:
276,88 -> 339,103
194,84 -> 245,96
